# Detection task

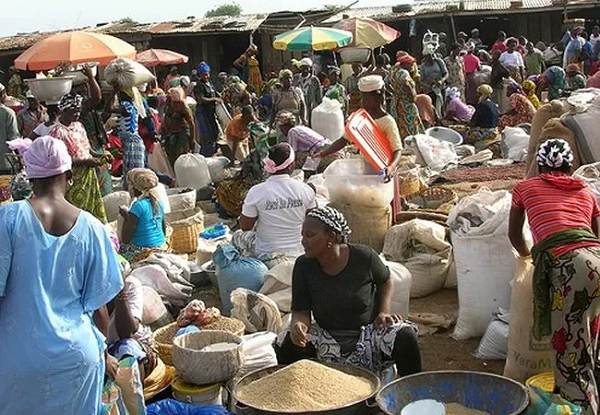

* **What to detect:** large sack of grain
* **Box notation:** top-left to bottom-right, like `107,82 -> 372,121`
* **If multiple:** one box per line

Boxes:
525,100 -> 569,177
381,258 -> 412,317
103,191 -> 131,223
333,204 -> 392,253
504,257 -> 553,382
561,92 -> 600,166
449,189 -> 521,341
104,57 -> 155,88
174,154 -> 211,191
260,261 -> 294,313
526,118 -> 580,178
573,162 -> 600,204
382,219 -> 451,298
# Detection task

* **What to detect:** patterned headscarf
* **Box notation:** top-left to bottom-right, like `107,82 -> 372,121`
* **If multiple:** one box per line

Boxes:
445,86 -> 460,100
477,84 -> 493,102
197,61 -> 211,74
307,207 -> 351,244
278,69 -> 293,80
396,51 -> 415,66
537,139 -> 574,170
127,168 -> 161,216
277,111 -> 296,126
58,93 -> 83,111
522,80 -> 536,95
506,81 -> 524,97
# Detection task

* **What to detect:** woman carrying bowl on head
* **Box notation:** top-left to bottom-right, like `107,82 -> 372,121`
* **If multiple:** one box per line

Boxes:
275,207 -> 421,376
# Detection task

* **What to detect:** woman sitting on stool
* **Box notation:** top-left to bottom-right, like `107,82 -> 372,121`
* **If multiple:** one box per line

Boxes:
275,207 -> 422,376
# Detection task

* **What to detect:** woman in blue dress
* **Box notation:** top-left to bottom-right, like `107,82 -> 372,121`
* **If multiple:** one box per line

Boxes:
0,136 -> 123,414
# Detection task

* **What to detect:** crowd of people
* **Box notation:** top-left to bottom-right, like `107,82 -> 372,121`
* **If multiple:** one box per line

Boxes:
1,22 -> 600,414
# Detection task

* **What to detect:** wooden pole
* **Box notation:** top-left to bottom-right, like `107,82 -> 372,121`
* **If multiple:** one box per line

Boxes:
450,14 -> 458,43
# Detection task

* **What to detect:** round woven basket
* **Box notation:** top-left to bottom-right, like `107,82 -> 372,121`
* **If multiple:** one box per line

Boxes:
165,207 -> 204,254
153,318 -> 245,366
406,187 -> 457,210
173,330 -> 243,385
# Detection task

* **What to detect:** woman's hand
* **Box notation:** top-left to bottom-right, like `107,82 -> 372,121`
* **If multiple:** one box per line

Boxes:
105,352 -> 119,380
290,321 -> 309,347
119,206 -> 129,218
374,312 -> 402,330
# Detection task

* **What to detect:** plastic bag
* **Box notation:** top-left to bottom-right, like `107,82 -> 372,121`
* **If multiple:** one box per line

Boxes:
147,399 -> 233,415
104,57 -> 155,88
573,162 -> 600,205
174,154 -> 211,191
502,127 -> 529,162
526,386 -> 582,415
230,288 -> 283,333
311,98 -> 344,141
112,357 -> 145,415
476,308 -> 510,360
213,244 -> 268,315
404,134 -> 458,172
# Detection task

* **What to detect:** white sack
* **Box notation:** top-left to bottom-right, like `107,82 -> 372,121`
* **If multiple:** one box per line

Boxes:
311,98 -> 345,141
476,308 -> 510,360
404,134 -> 458,172
104,57 -> 155,88
174,154 -> 211,190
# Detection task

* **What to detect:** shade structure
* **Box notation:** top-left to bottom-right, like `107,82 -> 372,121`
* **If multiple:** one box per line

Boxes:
335,17 -> 401,48
273,26 -> 353,52
14,31 -> 136,71
136,48 -> 189,67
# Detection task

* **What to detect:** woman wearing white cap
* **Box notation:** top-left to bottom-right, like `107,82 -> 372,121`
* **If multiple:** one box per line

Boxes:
293,58 -> 322,126
318,75 -> 402,180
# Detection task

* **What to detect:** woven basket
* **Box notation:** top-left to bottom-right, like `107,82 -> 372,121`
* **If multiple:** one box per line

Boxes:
215,179 -> 252,217
406,187 -> 458,210
173,330 -> 243,385
153,318 -> 245,366
165,208 -> 204,254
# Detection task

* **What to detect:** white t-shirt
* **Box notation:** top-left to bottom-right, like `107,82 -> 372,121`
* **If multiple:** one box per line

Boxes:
242,174 -> 316,257
499,51 -> 524,68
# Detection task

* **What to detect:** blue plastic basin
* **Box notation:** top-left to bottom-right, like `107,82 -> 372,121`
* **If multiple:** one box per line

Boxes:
377,371 -> 529,415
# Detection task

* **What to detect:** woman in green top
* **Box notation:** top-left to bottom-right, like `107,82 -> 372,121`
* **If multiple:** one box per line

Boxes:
324,66 -> 348,115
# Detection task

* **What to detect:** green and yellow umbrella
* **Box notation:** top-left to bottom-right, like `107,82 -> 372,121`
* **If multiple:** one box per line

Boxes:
273,26 -> 353,52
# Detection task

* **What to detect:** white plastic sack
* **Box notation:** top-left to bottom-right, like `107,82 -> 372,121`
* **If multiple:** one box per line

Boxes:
206,156 -> 230,183
259,262 -> 294,313
156,183 -> 171,214
449,189 -> 521,340
476,308 -> 510,360
504,257 -> 553,381
382,219 -> 451,298
404,134 -> 458,172
103,191 -> 131,223
381,258 -> 412,317
216,101 -> 232,131
502,127 -> 529,162
238,332 -> 278,377
573,162 -> 600,204
311,98 -> 345,141
104,57 -> 155,88
128,267 -> 192,307
231,288 -> 283,333
174,153 -> 211,190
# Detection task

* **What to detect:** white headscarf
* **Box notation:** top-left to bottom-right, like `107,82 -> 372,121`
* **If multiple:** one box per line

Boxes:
299,57 -> 313,68
358,75 -> 384,93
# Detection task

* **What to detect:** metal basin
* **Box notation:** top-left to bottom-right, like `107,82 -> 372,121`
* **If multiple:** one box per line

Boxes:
233,363 -> 381,415
377,370 -> 529,415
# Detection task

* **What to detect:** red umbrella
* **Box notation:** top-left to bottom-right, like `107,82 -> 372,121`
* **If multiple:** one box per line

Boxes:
136,48 -> 189,67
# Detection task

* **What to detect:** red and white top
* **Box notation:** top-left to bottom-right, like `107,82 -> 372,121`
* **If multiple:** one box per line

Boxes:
512,172 -> 600,257
49,121 -> 91,161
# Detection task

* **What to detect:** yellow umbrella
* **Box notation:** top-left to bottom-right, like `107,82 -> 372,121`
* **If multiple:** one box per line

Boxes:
273,26 -> 353,52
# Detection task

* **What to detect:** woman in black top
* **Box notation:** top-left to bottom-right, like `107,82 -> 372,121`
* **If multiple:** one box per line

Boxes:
463,83 -> 500,148
194,61 -> 221,157
275,207 -> 421,376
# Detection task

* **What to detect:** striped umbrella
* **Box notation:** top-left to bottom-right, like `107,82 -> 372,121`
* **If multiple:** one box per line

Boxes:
335,17 -> 401,48
273,26 -> 353,52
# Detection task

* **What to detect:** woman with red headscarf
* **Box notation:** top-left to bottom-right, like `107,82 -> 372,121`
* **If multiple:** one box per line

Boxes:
389,52 -> 424,138
499,81 -> 537,131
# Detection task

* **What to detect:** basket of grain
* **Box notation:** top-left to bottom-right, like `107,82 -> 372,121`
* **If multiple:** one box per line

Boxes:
405,187 -> 458,210
173,330 -> 243,385
165,207 -> 204,254
233,360 -> 380,415
153,318 -> 245,366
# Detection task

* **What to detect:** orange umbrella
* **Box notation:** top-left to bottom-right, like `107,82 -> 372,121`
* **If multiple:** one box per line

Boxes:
14,31 -> 136,71
136,48 -> 189,67
335,18 -> 401,48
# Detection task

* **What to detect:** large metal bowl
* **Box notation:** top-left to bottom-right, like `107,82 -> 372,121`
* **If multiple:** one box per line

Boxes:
377,370 -> 529,415
25,76 -> 75,105
233,362 -> 381,415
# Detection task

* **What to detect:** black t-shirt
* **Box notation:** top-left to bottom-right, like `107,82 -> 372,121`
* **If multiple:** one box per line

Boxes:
194,81 -> 217,114
471,99 -> 499,128
292,244 -> 390,332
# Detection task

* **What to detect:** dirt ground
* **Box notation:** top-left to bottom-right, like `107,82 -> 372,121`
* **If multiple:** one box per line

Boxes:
410,289 -> 505,375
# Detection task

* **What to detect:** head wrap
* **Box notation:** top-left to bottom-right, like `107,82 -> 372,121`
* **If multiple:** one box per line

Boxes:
358,75 -> 385,93
58,93 -> 83,111
299,57 -> 313,68
277,112 -> 296,126
307,207 -> 351,244
457,31 -> 467,39
168,77 -> 181,87
263,143 -> 295,174
471,28 -> 480,34
229,75 -> 241,84
278,69 -> 293,80
522,80 -> 537,95
218,72 -> 228,79
506,81 -> 524,97
180,75 -> 191,88
477,84 -> 493,101
17,136 -> 72,179
536,41 -> 547,51
566,63 -> 581,74
168,87 -> 186,103
127,168 -> 161,215
445,86 -> 460,100
291,59 -> 301,68
197,61 -> 211,74
396,51 -> 415,66
328,66 -> 341,75
537,139 -> 574,170
466,42 -> 476,52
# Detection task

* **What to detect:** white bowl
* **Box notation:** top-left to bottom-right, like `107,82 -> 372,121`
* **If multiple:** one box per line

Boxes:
25,76 -> 75,104
425,126 -> 463,146
339,47 -> 371,63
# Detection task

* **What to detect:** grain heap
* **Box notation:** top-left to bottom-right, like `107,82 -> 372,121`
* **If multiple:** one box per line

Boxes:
236,360 -> 375,412
445,403 -> 491,415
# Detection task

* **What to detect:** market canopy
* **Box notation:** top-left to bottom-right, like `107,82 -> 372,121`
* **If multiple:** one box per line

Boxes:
14,31 -> 136,71
273,26 -> 353,52
335,17 -> 401,48
136,48 -> 189,67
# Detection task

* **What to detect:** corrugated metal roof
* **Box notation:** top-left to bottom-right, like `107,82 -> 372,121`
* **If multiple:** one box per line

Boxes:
523,0 -> 553,7
463,0 -> 511,10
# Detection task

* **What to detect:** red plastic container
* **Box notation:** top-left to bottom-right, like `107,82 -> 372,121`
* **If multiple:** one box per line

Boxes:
344,109 -> 393,172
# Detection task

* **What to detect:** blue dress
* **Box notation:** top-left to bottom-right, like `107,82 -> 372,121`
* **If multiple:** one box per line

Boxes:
0,201 -> 123,414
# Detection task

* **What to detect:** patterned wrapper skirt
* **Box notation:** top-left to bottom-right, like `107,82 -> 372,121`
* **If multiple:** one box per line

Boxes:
67,165 -> 107,223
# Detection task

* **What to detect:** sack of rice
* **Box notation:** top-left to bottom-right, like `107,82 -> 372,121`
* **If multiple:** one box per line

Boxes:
104,57 -> 155,88
332,203 -> 391,253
